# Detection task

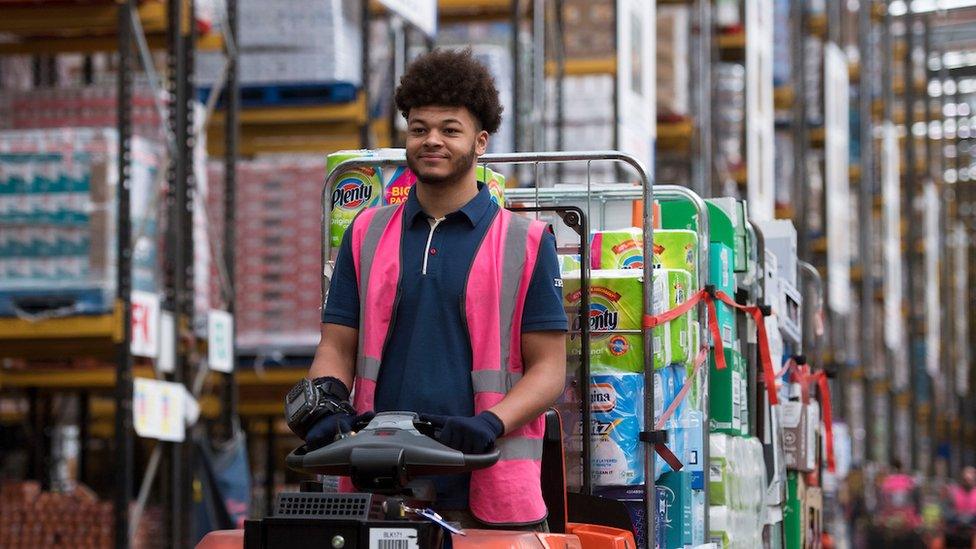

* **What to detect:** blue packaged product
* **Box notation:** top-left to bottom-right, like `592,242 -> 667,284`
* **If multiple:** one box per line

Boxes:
590,373 -> 644,486
682,410 -> 705,489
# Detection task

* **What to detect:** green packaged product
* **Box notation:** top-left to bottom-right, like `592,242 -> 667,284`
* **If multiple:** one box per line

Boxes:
558,254 -> 581,273
665,269 -> 694,366
784,471 -> 806,549
326,150 -> 386,249
563,269 -> 670,372
709,242 -> 735,295
709,348 -> 745,435
651,229 -> 699,288
589,228 -> 644,270
709,433 -> 731,506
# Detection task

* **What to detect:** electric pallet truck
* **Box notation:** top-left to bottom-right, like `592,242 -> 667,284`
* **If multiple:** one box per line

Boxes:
196,411 -> 636,549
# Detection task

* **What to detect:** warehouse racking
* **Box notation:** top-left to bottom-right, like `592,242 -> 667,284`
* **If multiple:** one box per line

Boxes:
2,0 -> 976,547
0,0 -> 239,547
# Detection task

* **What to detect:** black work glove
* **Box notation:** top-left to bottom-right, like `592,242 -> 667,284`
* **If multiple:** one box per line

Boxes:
421,411 -> 505,454
305,411 -> 376,451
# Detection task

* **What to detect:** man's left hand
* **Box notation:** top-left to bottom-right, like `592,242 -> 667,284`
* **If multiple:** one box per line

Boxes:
421,412 -> 505,454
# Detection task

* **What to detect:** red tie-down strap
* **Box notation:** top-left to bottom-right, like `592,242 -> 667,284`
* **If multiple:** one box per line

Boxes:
654,346 -> 709,431
781,358 -> 812,404
812,371 -> 836,473
710,289 -> 779,406
646,287 -> 778,404
643,288 -> 728,371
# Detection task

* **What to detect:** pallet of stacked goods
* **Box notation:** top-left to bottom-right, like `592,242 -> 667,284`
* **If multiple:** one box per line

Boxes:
545,0 -> 616,182
207,157 -> 327,354
0,128 -> 163,318
196,0 -> 361,105
437,23 -> 515,154
0,83 -> 164,139
0,480 -> 164,549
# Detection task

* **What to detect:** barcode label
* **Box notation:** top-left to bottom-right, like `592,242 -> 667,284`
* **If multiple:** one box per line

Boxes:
369,528 -> 419,549
377,541 -> 411,549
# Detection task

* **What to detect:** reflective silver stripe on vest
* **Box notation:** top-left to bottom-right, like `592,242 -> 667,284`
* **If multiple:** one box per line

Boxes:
356,205 -> 398,380
498,213 -> 531,372
360,356 -> 382,382
471,369 -> 523,393
496,436 -> 544,461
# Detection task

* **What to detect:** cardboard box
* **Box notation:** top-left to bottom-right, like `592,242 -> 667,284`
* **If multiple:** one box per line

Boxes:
804,486 -> 823,549
778,388 -> 820,472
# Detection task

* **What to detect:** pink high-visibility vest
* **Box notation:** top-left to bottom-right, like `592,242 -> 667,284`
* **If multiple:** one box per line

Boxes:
348,202 -> 549,525
951,485 -> 976,517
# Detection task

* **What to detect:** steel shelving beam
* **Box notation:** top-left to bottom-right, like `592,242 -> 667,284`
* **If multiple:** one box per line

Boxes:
114,3 -> 136,547
690,0 -> 713,198
166,0 -> 196,544
880,0 -> 895,467
792,0 -> 810,261
903,1 -> 920,472
360,0 -> 371,148
221,0 -> 240,441
855,0 -> 877,467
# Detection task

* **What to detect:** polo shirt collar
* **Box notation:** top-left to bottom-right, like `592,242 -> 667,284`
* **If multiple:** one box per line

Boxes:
404,182 -> 494,227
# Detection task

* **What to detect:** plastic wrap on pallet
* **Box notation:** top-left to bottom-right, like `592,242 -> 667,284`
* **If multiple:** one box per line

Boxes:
0,128 -> 162,316
207,156 -> 327,352
543,75 -> 616,183
0,481 -> 164,549
772,0 -> 791,87
196,0 -> 362,87
0,84 -> 166,140
656,6 -> 690,118
715,63 -> 745,175
437,25 -> 515,154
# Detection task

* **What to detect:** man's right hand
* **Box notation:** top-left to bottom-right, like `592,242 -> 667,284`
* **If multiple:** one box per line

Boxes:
305,411 -> 375,450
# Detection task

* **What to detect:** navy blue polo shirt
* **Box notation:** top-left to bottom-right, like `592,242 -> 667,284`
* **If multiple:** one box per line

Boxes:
322,182 -> 567,509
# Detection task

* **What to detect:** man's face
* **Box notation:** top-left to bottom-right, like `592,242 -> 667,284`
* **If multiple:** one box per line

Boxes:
964,467 -> 976,487
405,105 -> 488,187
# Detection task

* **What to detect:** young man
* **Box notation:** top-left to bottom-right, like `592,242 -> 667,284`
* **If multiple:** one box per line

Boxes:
293,49 -> 567,529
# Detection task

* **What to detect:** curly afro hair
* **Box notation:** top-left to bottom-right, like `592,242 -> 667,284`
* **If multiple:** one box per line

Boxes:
394,48 -> 503,134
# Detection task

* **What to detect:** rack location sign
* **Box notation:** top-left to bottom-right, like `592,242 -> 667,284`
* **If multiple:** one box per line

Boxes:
134,378 -> 186,442
208,310 -> 234,373
130,290 -> 160,358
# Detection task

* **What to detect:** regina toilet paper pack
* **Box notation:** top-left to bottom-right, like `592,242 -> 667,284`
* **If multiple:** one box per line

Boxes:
589,373 -> 644,486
